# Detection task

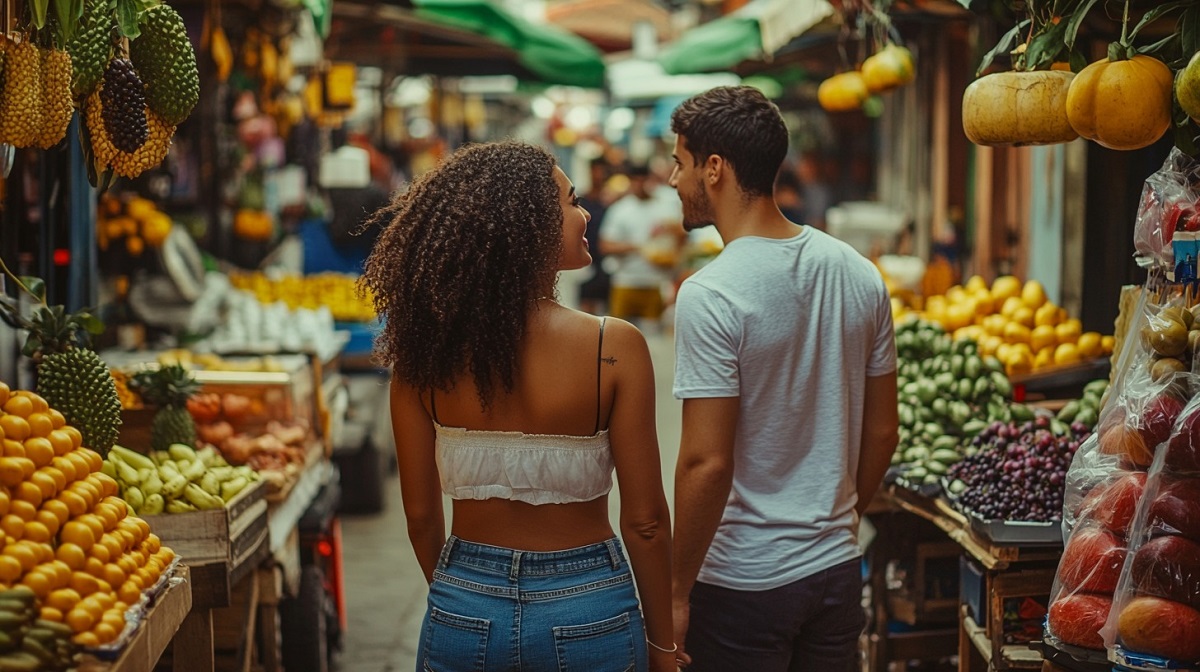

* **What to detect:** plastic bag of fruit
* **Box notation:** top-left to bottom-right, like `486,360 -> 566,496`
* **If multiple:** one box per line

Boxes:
1099,395 -> 1200,665
1133,148 -> 1200,273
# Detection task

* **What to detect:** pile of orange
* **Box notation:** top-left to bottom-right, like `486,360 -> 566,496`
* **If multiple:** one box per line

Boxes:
0,383 -> 175,647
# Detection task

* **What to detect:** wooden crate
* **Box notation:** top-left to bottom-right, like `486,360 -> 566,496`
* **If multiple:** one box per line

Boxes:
140,480 -> 269,568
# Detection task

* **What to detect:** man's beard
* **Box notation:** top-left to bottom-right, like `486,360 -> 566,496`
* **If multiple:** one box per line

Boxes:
682,181 -> 715,232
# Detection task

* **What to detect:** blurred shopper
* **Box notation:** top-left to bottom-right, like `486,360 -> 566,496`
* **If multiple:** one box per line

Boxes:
797,154 -> 832,231
600,164 -> 684,330
578,157 -> 613,314
667,86 -> 898,672
359,142 -> 677,672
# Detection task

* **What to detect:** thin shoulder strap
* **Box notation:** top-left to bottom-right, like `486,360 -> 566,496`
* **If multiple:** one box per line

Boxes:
595,317 -> 608,435
430,390 -> 439,425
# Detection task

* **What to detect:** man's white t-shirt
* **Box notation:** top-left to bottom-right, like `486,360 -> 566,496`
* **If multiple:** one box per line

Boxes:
673,227 -> 896,591
600,194 -> 681,289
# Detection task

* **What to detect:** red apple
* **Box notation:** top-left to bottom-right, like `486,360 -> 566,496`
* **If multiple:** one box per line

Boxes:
1049,593 -> 1112,650
1080,472 -> 1147,536
1118,596 -> 1200,661
1166,406 -> 1200,474
1100,420 -> 1153,468
1148,477 -> 1200,542
1141,394 -> 1186,450
1131,534 -> 1200,610
1059,526 -> 1126,594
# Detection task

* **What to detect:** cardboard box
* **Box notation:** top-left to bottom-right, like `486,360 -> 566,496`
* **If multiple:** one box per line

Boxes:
139,480 -> 268,568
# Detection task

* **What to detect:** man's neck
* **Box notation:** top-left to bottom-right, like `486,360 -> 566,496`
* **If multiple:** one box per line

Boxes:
714,197 -> 803,245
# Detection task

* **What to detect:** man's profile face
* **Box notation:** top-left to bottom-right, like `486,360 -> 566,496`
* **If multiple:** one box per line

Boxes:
670,136 -> 715,232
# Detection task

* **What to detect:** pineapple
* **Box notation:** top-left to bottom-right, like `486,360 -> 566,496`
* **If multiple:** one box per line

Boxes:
8,304 -> 122,456
133,364 -> 199,452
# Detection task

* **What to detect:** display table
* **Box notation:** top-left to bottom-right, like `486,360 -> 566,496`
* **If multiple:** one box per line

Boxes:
77,565 -> 194,672
868,486 -> 1062,672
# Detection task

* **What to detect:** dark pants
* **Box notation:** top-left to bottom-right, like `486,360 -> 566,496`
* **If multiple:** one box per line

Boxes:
685,558 -> 865,672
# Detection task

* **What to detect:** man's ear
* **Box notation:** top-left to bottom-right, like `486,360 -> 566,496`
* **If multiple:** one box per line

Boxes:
705,154 -> 724,186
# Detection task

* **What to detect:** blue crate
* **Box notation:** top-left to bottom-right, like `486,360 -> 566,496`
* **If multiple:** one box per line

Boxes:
960,554 -> 986,624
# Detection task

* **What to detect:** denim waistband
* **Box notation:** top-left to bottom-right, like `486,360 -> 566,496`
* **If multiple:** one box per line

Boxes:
439,535 -> 626,579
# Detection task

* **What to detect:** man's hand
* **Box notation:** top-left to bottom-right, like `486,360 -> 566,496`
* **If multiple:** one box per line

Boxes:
673,596 -> 693,667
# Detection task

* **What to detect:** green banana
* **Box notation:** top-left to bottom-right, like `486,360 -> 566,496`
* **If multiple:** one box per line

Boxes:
221,476 -> 249,502
165,499 -> 197,514
168,443 -> 198,463
111,445 -> 157,471
183,483 -> 224,511
142,493 -> 165,515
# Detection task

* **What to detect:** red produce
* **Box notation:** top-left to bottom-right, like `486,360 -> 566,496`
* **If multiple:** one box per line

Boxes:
1141,394 -> 1186,450
1148,477 -> 1200,542
1059,526 -> 1126,594
1167,405 -> 1200,473
221,394 -> 253,424
1048,593 -> 1113,650
1100,420 -> 1153,468
1131,534 -> 1200,610
1079,472 -> 1147,535
187,393 -> 222,424
1118,596 -> 1200,661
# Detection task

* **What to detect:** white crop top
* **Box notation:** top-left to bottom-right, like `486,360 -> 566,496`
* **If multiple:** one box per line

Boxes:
432,317 -> 615,505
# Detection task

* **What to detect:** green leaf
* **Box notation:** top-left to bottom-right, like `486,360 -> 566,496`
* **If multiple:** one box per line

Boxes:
1069,49 -> 1088,73
53,0 -> 84,42
1182,6 -> 1200,61
20,277 -> 46,302
1129,1 -> 1190,43
30,0 -> 49,29
1065,0 -> 1103,50
977,20 -> 1031,76
21,336 -> 42,358
955,0 -> 973,8
1139,33 -> 1180,60
77,312 -> 105,335
116,0 -> 142,39
1174,116 -> 1200,157
1025,20 -> 1068,71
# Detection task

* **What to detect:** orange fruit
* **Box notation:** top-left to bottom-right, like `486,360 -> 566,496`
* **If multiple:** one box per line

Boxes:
45,430 -> 73,457
125,573 -> 145,591
100,610 -> 124,631
57,544 -> 86,570
0,515 -> 23,541
94,590 -> 115,609
103,563 -> 125,588
39,606 -> 63,622
25,414 -> 52,439
35,510 -> 60,537
72,631 -> 99,647
118,581 -> 140,605
116,529 -> 136,551
66,607 -> 95,633
22,521 -> 50,544
70,571 -> 100,596
0,416 -> 30,441
100,534 -> 123,560
63,451 -> 90,476
21,570 -> 53,598
102,497 -> 127,519
50,456 -> 76,483
93,504 -> 117,531
47,409 -> 65,429
5,543 -> 37,571
157,547 -> 175,564
40,467 -> 65,492
0,490 -> 10,517
84,557 -> 105,579
0,555 -> 21,583
13,458 -> 34,479
132,550 -> 148,568
58,491 -> 87,518
14,482 -> 41,507
77,515 -> 104,542
60,521 -> 95,550
2,395 -> 33,418
41,499 -> 68,526
46,587 -> 81,612
88,541 -> 111,564
15,393 -> 48,414
29,471 -> 57,499
61,426 -> 82,450
68,483 -> 97,509
0,382 -> 9,407
81,449 -> 103,473
112,600 -> 127,613
144,534 -> 161,555
117,556 -> 137,576
93,473 -> 118,498
0,459 -> 22,488
93,622 -> 118,644
2,440 -> 24,458
10,500 -> 35,524
22,437 -> 53,467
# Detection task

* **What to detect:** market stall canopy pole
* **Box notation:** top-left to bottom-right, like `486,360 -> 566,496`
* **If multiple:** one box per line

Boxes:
658,0 -> 835,75
411,0 -> 607,88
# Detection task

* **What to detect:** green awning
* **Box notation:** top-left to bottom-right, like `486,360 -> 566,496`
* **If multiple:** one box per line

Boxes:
412,0 -> 606,88
658,16 -> 762,76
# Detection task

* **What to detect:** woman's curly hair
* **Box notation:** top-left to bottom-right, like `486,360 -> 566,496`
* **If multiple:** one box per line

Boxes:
359,141 -> 563,408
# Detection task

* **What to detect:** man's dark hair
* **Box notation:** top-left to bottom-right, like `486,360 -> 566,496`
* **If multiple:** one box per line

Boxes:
670,86 -> 788,198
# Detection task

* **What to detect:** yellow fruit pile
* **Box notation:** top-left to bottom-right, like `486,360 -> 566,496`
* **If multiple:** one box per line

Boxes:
97,194 -> 173,256
913,276 -> 1115,377
229,272 -> 376,322
0,385 -> 174,648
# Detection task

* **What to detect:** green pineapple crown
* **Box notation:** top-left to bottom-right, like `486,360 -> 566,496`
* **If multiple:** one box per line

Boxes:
0,274 -> 105,362
133,364 -> 200,409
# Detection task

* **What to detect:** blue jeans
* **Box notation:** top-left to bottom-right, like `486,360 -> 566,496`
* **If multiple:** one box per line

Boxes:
417,535 -> 649,672
684,557 -> 865,672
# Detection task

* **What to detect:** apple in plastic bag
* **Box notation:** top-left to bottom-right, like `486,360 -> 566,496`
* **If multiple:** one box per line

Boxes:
1049,593 -> 1112,650
1166,406 -> 1200,473
1079,471 -> 1147,536
1059,526 -> 1126,593
1131,534 -> 1200,610
1148,477 -> 1200,542
1118,595 -> 1200,661
1141,394 -> 1186,450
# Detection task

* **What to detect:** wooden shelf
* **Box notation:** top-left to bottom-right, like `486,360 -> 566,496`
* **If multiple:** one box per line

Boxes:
961,607 -> 1043,670
78,565 -> 194,672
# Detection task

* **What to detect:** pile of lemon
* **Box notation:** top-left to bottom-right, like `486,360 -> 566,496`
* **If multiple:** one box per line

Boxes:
229,271 -> 376,322
0,385 -> 175,648
912,276 -> 1114,377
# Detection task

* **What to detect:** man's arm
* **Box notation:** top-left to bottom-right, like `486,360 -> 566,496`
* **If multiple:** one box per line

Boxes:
855,372 -> 899,516
673,396 -> 739,602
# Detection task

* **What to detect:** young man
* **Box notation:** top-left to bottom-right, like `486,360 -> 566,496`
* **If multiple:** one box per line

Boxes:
668,86 -> 899,671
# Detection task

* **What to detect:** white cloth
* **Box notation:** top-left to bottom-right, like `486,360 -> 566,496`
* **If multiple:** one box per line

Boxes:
673,227 -> 896,591
600,194 -> 682,289
435,424 -> 614,505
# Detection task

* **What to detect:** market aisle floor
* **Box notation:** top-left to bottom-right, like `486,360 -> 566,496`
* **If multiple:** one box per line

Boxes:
337,332 -> 683,672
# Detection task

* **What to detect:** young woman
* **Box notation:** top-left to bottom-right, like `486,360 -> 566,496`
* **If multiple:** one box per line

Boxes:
360,141 -> 676,672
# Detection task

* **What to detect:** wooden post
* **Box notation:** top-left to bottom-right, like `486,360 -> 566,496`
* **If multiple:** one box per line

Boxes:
174,610 -> 215,672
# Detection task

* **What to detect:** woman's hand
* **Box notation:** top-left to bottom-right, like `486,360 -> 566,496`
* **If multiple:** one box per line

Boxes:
649,647 -> 679,672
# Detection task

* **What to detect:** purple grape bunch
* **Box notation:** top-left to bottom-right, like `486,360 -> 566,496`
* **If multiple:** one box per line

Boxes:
948,416 -> 1092,522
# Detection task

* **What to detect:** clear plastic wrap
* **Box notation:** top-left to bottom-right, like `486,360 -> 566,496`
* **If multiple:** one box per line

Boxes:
1133,148 -> 1200,273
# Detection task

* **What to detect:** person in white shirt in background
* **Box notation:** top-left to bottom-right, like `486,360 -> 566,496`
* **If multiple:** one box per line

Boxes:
667,85 -> 899,672
599,164 -> 684,332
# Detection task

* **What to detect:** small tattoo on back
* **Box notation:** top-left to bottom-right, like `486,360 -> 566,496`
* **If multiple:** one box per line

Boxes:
601,357 -> 617,366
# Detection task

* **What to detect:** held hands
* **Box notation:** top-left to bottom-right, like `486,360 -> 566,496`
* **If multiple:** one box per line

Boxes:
672,598 -> 693,668
648,647 -> 679,672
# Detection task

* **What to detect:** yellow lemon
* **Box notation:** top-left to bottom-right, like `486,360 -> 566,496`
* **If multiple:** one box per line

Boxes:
1054,343 -> 1082,366
1102,335 -> 1116,354
1077,332 -> 1103,359
966,275 -> 988,293
992,275 -> 1021,303
1035,302 -> 1061,328
1003,322 -> 1032,345
1021,280 -> 1047,309
1000,296 -> 1025,319
1031,325 -> 1057,353
1056,319 -> 1083,345
1035,346 -> 1055,370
